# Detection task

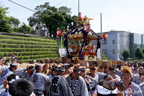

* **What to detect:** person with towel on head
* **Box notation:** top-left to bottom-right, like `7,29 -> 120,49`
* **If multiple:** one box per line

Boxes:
0,74 -> 20,96
21,66 -> 35,81
67,67 -> 89,96
0,62 -> 18,86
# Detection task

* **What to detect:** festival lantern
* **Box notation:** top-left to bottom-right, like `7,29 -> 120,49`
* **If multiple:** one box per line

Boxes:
103,33 -> 108,40
57,30 -> 61,37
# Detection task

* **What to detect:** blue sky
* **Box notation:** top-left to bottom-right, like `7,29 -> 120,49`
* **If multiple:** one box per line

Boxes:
1,0 -> 144,33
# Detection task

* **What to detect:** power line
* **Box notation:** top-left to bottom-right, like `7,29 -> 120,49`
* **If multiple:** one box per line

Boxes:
8,0 -> 67,25
8,0 -> 35,12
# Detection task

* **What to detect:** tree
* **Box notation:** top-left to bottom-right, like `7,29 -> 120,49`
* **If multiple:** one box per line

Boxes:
9,16 -> 20,27
59,6 -> 71,14
28,2 -> 77,37
142,49 -> 144,54
19,22 -> 32,34
122,50 -> 130,61
0,6 -> 11,32
135,47 -> 143,59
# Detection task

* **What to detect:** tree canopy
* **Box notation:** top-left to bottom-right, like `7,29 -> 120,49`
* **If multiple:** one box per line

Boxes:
0,5 -> 20,32
28,2 -> 77,37
122,50 -> 130,61
0,6 -> 11,32
135,46 -> 143,59
9,16 -> 20,27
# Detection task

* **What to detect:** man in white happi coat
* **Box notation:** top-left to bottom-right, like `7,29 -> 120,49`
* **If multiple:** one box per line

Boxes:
67,67 -> 89,96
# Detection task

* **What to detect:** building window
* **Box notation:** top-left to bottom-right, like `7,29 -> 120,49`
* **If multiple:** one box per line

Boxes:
102,49 -> 107,54
112,40 -> 115,44
112,49 -> 115,54
102,40 -> 107,44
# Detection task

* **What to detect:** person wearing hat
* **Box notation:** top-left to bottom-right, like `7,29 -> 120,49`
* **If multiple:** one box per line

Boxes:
0,62 -> 18,86
132,65 -> 144,85
50,67 -> 73,96
33,60 -> 37,64
109,67 -> 121,82
13,65 -> 24,78
80,68 -> 86,77
121,66 -> 143,96
63,63 -> 70,74
21,66 -> 35,81
58,67 -> 65,76
63,63 -> 73,78
32,65 -> 50,96
16,58 -> 22,64
67,67 -> 89,96
51,66 -> 58,76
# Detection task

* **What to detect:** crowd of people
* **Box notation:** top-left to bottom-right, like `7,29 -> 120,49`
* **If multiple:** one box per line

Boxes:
0,55 -> 144,96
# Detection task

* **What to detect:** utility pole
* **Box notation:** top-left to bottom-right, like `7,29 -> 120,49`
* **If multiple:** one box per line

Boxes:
100,13 -> 102,34
78,0 -> 80,14
100,13 -> 103,60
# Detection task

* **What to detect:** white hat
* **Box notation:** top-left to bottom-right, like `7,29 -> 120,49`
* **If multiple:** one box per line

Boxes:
8,75 -> 19,84
11,62 -> 18,66
33,60 -> 37,63
77,63 -> 80,66
63,63 -> 69,66
97,85 -> 117,95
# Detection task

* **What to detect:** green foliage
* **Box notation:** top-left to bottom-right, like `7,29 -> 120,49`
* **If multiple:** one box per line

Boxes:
135,47 -> 143,59
102,54 -> 109,60
19,22 -> 32,34
122,50 -> 130,60
9,16 -> 20,27
59,6 -> 71,14
142,49 -> 144,54
28,2 -> 77,37
11,27 -> 19,32
0,6 -> 11,32
0,34 -> 58,62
